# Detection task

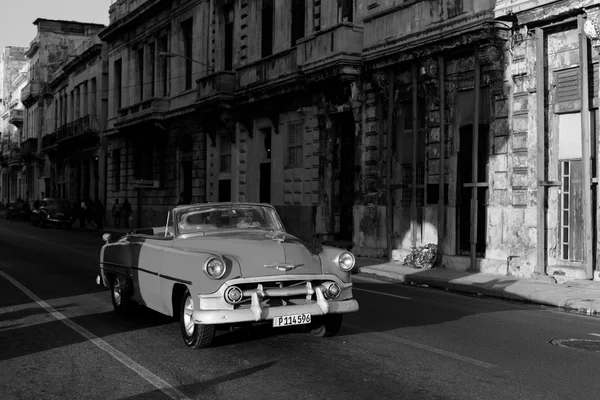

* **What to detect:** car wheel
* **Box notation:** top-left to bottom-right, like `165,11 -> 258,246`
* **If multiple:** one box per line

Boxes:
64,223 -> 73,230
110,275 -> 134,315
310,314 -> 343,338
180,289 -> 215,349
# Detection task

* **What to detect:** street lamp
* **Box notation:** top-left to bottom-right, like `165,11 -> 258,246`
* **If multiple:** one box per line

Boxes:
157,52 -> 211,68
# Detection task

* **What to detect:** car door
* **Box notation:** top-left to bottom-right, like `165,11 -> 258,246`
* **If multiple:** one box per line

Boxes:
126,234 -> 164,312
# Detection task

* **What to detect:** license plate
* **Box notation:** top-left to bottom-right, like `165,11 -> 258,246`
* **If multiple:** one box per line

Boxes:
57,213 -> 64,217
273,313 -> 311,327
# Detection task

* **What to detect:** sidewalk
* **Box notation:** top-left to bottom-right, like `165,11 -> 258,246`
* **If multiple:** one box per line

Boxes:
355,259 -> 600,316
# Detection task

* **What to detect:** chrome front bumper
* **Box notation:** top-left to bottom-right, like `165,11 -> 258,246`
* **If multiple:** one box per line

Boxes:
193,298 -> 358,325
194,276 -> 359,325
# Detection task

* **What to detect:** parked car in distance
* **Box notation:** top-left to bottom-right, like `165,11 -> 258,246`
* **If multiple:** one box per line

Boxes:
32,198 -> 76,229
97,202 -> 359,349
5,200 -> 31,221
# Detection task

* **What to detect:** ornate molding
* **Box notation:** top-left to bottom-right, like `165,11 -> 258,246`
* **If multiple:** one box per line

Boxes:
371,70 -> 389,97
584,13 -> 600,49
420,58 -> 439,79
349,81 -> 363,136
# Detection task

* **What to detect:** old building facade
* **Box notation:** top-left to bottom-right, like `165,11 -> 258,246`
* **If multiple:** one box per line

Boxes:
194,0 -> 362,243
0,47 -> 28,205
21,19 -> 106,202
354,0 -> 600,282
493,0 -> 600,281
46,33 -> 108,205
99,0 -> 212,229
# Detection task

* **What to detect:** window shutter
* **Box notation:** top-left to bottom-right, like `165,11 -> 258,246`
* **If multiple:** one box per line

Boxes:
556,67 -> 580,103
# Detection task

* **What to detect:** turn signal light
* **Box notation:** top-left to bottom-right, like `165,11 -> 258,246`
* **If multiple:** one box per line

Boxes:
224,286 -> 243,304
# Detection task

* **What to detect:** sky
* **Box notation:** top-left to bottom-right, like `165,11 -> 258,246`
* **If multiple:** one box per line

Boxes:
0,1 -> 111,52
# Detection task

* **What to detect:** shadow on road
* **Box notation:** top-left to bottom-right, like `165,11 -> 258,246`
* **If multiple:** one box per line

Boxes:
119,361 -> 278,400
0,306 -> 173,363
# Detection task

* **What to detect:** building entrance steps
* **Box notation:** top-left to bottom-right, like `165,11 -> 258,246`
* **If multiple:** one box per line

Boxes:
355,258 -> 600,316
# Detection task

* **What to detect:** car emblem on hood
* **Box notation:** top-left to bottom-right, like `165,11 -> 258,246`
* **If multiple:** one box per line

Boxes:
264,262 -> 304,272
266,232 -> 285,243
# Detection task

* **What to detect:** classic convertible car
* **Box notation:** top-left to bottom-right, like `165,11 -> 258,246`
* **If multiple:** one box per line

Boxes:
97,202 -> 359,349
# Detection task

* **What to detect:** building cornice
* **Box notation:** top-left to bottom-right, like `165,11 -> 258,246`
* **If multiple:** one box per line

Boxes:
99,0 -> 166,43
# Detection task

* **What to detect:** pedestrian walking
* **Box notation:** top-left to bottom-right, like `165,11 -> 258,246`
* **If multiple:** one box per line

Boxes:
122,197 -> 132,228
112,199 -> 122,228
79,198 -> 87,229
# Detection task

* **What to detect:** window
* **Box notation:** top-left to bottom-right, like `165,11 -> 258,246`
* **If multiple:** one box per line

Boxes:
224,5 -> 234,70
148,43 -> 155,98
291,0 -> 306,46
158,35 -> 169,96
338,0 -> 353,23
112,149 -> 121,192
136,47 -> 144,102
135,141 -> 154,180
400,164 -> 425,207
561,161 -> 571,260
182,18 -> 194,90
220,135 -> 232,173
261,0 -> 274,58
286,123 -> 303,168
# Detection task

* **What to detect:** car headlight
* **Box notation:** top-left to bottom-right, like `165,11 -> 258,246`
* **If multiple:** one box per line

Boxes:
204,257 -> 226,279
337,252 -> 355,272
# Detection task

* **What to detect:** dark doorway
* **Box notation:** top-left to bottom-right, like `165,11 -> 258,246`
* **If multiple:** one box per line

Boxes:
457,124 -> 489,256
181,160 -> 193,203
336,112 -> 355,241
219,179 -> 231,202
260,163 -> 271,203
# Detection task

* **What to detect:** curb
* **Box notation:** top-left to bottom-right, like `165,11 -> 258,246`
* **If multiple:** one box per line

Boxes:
356,266 -> 600,317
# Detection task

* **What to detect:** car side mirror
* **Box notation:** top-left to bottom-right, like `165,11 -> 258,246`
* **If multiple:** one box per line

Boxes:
102,233 -> 113,244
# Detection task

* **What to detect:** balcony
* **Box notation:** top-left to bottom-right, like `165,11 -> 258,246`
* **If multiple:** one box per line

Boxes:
42,133 -> 58,151
21,80 -> 46,108
236,48 -> 303,101
21,137 -> 38,157
196,71 -> 236,112
57,115 -> 99,144
297,23 -> 363,82
8,150 -> 22,167
114,97 -> 170,130
8,109 -> 24,126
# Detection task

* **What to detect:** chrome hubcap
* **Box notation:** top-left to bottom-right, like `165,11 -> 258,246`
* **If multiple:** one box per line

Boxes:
183,296 -> 194,336
113,278 -> 122,307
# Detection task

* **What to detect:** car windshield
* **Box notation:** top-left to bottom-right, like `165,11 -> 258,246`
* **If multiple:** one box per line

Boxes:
176,204 -> 283,235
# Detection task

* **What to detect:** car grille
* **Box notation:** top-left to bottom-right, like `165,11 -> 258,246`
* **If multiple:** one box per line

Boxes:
232,279 -> 331,309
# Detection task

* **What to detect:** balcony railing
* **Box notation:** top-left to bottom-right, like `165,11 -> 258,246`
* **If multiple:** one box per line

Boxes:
42,133 -> 57,149
114,97 -> 169,129
237,48 -> 300,92
8,149 -> 22,166
21,137 -> 38,156
196,71 -> 236,109
57,115 -> 98,142
21,80 -> 45,107
297,23 -> 363,79
8,109 -> 24,125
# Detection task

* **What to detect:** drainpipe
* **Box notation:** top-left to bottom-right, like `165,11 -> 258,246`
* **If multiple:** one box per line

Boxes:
386,70 -> 395,260
411,62 -> 418,250
535,27 -> 547,277
585,15 -> 600,280
438,56 -> 446,255
579,15 -> 593,280
470,51 -> 480,271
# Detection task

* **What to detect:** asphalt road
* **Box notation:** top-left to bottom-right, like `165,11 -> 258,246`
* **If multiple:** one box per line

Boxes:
1,218 -> 600,400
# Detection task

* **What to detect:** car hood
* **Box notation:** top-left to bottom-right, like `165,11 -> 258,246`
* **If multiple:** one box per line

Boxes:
172,230 -> 323,277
